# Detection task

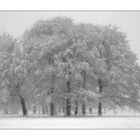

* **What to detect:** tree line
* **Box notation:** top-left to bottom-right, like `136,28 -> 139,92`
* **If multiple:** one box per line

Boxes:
0,17 -> 140,116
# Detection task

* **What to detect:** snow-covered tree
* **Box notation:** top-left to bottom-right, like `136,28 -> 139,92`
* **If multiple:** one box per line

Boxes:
0,33 -> 33,116
22,17 -> 75,116
85,25 -> 140,116
21,17 -> 140,117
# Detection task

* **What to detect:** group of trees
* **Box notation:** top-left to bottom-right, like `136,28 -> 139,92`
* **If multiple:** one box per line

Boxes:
0,17 -> 140,116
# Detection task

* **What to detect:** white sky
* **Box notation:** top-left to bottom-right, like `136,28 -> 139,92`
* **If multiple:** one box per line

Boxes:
0,11 -> 140,63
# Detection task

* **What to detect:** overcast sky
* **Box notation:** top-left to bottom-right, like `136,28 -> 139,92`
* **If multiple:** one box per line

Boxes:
0,11 -> 140,63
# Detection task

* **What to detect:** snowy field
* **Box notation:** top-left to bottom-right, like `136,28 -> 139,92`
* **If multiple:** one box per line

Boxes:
0,116 -> 140,129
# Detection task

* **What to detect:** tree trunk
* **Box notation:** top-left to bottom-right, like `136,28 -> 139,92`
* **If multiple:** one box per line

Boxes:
20,96 -> 27,116
50,102 -> 54,116
89,107 -> 92,114
98,80 -> 102,116
66,97 -> 71,116
66,65 -> 71,116
82,95 -> 86,115
82,103 -> 86,115
74,100 -> 78,115
33,104 -> 36,115
98,100 -> 102,116
81,70 -> 86,115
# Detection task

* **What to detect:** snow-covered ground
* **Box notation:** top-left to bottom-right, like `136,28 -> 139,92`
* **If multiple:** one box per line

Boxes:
0,116 -> 140,129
